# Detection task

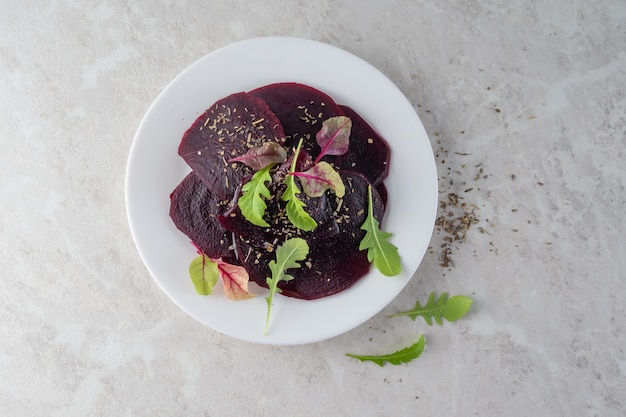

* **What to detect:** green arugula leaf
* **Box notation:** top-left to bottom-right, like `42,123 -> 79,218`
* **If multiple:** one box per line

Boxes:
359,185 -> 401,276
264,238 -> 309,335
389,292 -> 473,325
282,139 -> 317,231
188,253 -> 218,295
346,335 -> 426,366
238,164 -> 274,227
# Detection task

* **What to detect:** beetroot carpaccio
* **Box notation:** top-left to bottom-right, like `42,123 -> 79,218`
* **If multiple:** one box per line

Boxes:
170,82 -> 392,300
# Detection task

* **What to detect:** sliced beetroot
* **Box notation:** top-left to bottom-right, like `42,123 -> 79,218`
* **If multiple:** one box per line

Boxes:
234,171 -> 385,299
218,178 -> 340,248
336,105 -> 391,187
171,83 -> 395,301
178,92 -> 286,200
169,172 -> 237,263
248,83 -> 345,155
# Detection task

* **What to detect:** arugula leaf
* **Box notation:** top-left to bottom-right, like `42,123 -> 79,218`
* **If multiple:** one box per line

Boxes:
389,292 -> 473,325
292,161 -> 345,198
217,262 -> 256,300
188,253 -> 218,295
359,185 -> 401,276
346,335 -> 426,366
315,116 -> 352,164
238,164 -> 274,227
282,139 -> 317,231
229,142 -> 287,170
264,238 -> 309,335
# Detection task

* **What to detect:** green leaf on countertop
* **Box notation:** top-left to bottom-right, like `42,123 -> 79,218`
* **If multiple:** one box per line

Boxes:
346,335 -> 426,366
389,292 -> 473,325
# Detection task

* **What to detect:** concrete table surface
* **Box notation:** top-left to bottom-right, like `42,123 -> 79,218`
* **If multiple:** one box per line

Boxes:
2,1 -> 625,416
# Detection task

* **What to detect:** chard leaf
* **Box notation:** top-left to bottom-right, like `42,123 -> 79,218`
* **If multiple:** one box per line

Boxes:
238,164 -> 274,227
282,139 -> 317,231
359,185 -> 401,276
217,262 -> 256,300
229,142 -> 287,170
346,335 -> 426,366
389,292 -> 473,325
265,238 -> 309,334
292,161 -> 345,198
315,116 -> 352,163
188,253 -> 218,295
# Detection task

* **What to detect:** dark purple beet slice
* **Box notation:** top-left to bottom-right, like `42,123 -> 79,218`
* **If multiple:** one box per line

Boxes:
178,92 -> 286,200
234,171 -> 385,299
248,83 -> 345,155
336,105 -> 391,187
169,172 -> 237,263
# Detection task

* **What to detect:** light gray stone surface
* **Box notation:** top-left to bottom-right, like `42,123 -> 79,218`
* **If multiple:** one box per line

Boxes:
2,1 -> 625,416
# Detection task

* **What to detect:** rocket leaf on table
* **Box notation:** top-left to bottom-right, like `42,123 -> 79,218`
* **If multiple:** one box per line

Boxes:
314,116 -> 352,164
346,335 -> 426,367
359,185 -> 401,276
282,139 -> 317,231
229,142 -> 287,170
264,238 -> 309,335
389,292 -> 473,325
291,161 -> 345,198
238,163 -> 274,227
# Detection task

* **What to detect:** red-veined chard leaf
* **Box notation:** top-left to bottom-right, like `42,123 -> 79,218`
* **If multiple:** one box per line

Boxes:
238,164 -> 274,227
292,161 -> 345,198
217,262 -> 256,300
229,142 -> 287,170
314,116 -> 352,164
189,252 -> 219,295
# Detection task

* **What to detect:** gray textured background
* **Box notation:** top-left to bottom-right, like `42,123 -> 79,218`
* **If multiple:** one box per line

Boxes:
2,1 -> 625,416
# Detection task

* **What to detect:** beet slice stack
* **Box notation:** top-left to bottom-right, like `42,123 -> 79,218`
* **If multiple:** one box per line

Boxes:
170,83 -> 392,300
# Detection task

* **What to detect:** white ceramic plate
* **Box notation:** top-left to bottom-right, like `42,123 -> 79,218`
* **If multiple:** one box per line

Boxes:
126,37 -> 437,345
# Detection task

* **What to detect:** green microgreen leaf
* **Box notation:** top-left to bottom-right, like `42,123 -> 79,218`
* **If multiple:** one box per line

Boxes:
389,292 -> 473,325
292,161 -> 345,198
359,185 -> 401,276
315,116 -> 352,164
238,164 -> 274,227
229,142 -> 287,170
188,253 -> 219,295
346,335 -> 426,366
265,238 -> 309,335
282,139 -> 317,231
